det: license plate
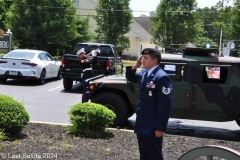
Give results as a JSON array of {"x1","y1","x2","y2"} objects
[{"x1": 9, "y1": 71, "x2": 17, "y2": 75}]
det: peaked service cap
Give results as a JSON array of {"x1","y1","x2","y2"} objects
[
  {"x1": 76, "y1": 48, "x2": 86, "y2": 55},
  {"x1": 141, "y1": 48, "x2": 161, "y2": 56}
]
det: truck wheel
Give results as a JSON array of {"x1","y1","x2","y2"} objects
[
  {"x1": 235, "y1": 119, "x2": 240, "y2": 127},
  {"x1": 63, "y1": 78, "x2": 73, "y2": 90},
  {"x1": 91, "y1": 92, "x2": 130, "y2": 127},
  {"x1": 0, "y1": 78, "x2": 7, "y2": 83}
]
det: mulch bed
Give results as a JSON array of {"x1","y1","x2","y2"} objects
[{"x1": 1, "y1": 123, "x2": 240, "y2": 159}]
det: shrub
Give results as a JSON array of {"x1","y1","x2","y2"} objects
[
  {"x1": 0, "y1": 130, "x2": 6, "y2": 141},
  {"x1": 68, "y1": 102, "x2": 116, "y2": 136},
  {"x1": 0, "y1": 94, "x2": 29, "y2": 135},
  {"x1": 0, "y1": 53, "x2": 6, "y2": 58}
]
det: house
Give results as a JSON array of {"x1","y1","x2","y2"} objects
[
  {"x1": 74, "y1": 0, "x2": 98, "y2": 33},
  {"x1": 125, "y1": 17, "x2": 155, "y2": 60},
  {"x1": 74, "y1": 0, "x2": 158, "y2": 60}
]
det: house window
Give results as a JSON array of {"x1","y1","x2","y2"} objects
[{"x1": 74, "y1": 0, "x2": 80, "y2": 8}]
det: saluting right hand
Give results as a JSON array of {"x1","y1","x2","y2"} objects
[{"x1": 132, "y1": 56, "x2": 142, "y2": 70}]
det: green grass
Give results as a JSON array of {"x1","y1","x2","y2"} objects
[
  {"x1": 122, "y1": 60, "x2": 136, "y2": 67},
  {"x1": 122, "y1": 60, "x2": 143, "y2": 73}
]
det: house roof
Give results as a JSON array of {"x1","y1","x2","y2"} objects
[
  {"x1": 133, "y1": 15, "x2": 152, "y2": 34},
  {"x1": 130, "y1": 19, "x2": 152, "y2": 41},
  {"x1": 89, "y1": 0, "x2": 97, "y2": 5}
]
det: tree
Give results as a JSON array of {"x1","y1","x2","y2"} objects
[
  {"x1": 212, "y1": 0, "x2": 235, "y2": 47},
  {"x1": 0, "y1": 0, "x2": 12, "y2": 30},
  {"x1": 227, "y1": 0, "x2": 240, "y2": 41},
  {"x1": 0, "y1": 0, "x2": 6, "y2": 30},
  {"x1": 196, "y1": 7, "x2": 220, "y2": 46},
  {"x1": 151, "y1": 0, "x2": 203, "y2": 48},
  {"x1": 194, "y1": 0, "x2": 237, "y2": 49},
  {"x1": 4, "y1": 0, "x2": 91, "y2": 56},
  {"x1": 94, "y1": 0, "x2": 132, "y2": 53}
]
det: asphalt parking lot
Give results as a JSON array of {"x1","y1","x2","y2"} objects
[{"x1": 0, "y1": 78, "x2": 80, "y2": 124}]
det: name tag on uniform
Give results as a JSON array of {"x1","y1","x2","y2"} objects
[{"x1": 146, "y1": 81, "x2": 155, "y2": 88}]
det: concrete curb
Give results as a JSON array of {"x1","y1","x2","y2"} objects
[{"x1": 30, "y1": 121, "x2": 71, "y2": 126}]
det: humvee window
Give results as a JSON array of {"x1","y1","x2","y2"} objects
[
  {"x1": 202, "y1": 66, "x2": 228, "y2": 84},
  {"x1": 164, "y1": 65, "x2": 176, "y2": 74},
  {"x1": 161, "y1": 64, "x2": 185, "y2": 82}
]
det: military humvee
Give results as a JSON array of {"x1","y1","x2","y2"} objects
[{"x1": 84, "y1": 48, "x2": 240, "y2": 127}]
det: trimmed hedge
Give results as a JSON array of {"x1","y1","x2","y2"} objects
[
  {"x1": 68, "y1": 102, "x2": 116, "y2": 136},
  {"x1": 0, "y1": 94, "x2": 29, "y2": 135}
]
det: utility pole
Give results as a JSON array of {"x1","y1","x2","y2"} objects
[{"x1": 218, "y1": 0, "x2": 224, "y2": 55}]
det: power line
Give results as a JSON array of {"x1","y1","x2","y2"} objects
[
  {"x1": 2, "y1": 2, "x2": 235, "y2": 14},
  {"x1": 0, "y1": 2, "x2": 235, "y2": 21}
]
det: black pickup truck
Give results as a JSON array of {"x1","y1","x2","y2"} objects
[{"x1": 61, "y1": 42, "x2": 123, "y2": 90}]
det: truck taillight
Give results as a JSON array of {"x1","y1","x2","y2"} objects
[
  {"x1": 106, "y1": 60, "x2": 111, "y2": 70},
  {"x1": 61, "y1": 57, "x2": 65, "y2": 68}
]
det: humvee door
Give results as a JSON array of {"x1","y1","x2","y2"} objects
[
  {"x1": 161, "y1": 62, "x2": 193, "y2": 111},
  {"x1": 194, "y1": 62, "x2": 238, "y2": 114}
]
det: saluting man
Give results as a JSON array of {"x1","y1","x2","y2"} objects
[
  {"x1": 76, "y1": 48, "x2": 97, "y2": 102},
  {"x1": 126, "y1": 48, "x2": 172, "y2": 160}
]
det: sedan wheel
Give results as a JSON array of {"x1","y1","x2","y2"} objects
[
  {"x1": 38, "y1": 70, "x2": 46, "y2": 85},
  {"x1": 57, "y1": 67, "x2": 62, "y2": 80}
]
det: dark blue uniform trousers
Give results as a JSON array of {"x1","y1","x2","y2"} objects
[
  {"x1": 81, "y1": 69, "x2": 93, "y2": 103},
  {"x1": 81, "y1": 79, "x2": 89, "y2": 103},
  {"x1": 137, "y1": 134, "x2": 163, "y2": 160}
]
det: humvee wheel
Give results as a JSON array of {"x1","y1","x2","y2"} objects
[
  {"x1": 179, "y1": 145, "x2": 240, "y2": 160},
  {"x1": 91, "y1": 91, "x2": 130, "y2": 127}
]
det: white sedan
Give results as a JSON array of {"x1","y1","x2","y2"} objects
[{"x1": 0, "y1": 49, "x2": 62, "y2": 84}]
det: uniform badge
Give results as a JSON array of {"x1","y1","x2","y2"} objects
[
  {"x1": 162, "y1": 86, "x2": 170, "y2": 95},
  {"x1": 144, "y1": 49, "x2": 149, "y2": 53},
  {"x1": 149, "y1": 91, "x2": 152, "y2": 96},
  {"x1": 146, "y1": 81, "x2": 155, "y2": 88}
]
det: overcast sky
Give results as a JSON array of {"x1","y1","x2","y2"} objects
[{"x1": 129, "y1": 0, "x2": 234, "y2": 17}]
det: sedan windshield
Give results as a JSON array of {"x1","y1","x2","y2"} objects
[{"x1": 5, "y1": 51, "x2": 35, "y2": 59}]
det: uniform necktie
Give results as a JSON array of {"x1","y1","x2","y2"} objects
[{"x1": 143, "y1": 71, "x2": 148, "y2": 82}]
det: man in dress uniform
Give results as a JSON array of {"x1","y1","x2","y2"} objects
[
  {"x1": 125, "y1": 48, "x2": 172, "y2": 160},
  {"x1": 76, "y1": 48, "x2": 97, "y2": 102}
]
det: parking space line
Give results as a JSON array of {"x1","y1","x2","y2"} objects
[{"x1": 47, "y1": 86, "x2": 63, "y2": 91}]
